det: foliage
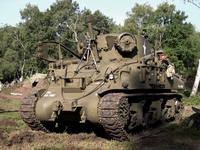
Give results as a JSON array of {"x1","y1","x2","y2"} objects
[
  {"x1": 123, "y1": 3, "x2": 154, "y2": 34},
  {"x1": 0, "y1": 0, "x2": 115, "y2": 83},
  {"x1": 148, "y1": 3, "x2": 176, "y2": 49},
  {"x1": 123, "y1": 2, "x2": 200, "y2": 78},
  {"x1": 163, "y1": 10, "x2": 198, "y2": 77},
  {"x1": 0, "y1": 1, "x2": 200, "y2": 82},
  {"x1": 0, "y1": 26, "x2": 23, "y2": 82},
  {"x1": 184, "y1": 91, "x2": 200, "y2": 105},
  {"x1": 181, "y1": 0, "x2": 200, "y2": 9}
]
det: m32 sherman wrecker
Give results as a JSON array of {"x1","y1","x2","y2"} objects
[{"x1": 20, "y1": 16, "x2": 185, "y2": 141}]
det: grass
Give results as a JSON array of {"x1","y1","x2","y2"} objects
[
  {"x1": 182, "y1": 89, "x2": 200, "y2": 106},
  {"x1": 0, "y1": 99, "x2": 20, "y2": 111},
  {"x1": 0, "y1": 112, "x2": 29, "y2": 133},
  {"x1": 1, "y1": 92, "x2": 200, "y2": 150},
  {"x1": 1, "y1": 119, "x2": 200, "y2": 150},
  {"x1": 184, "y1": 95, "x2": 200, "y2": 106},
  {"x1": 0, "y1": 98, "x2": 29, "y2": 135},
  {"x1": 1, "y1": 82, "x2": 23, "y2": 95}
]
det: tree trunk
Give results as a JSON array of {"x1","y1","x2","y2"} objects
[{"x1": 190, "y1": 59, "x2": 200, "y2": 97}]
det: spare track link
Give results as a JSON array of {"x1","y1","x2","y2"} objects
[
  {"x1": 98, "y1": 92, "x2": 183, "y2": 141},
  {"x1": 20, "y1": 94, "x2": 49, "y2": 132}
]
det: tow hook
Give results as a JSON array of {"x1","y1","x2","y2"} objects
[{"x1": 49, "y1": 101, "x2": 63, "y2": 121}]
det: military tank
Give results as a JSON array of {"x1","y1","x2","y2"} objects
[{"x1": 20, "y1": 16, "x2": 185, "y2": 141}]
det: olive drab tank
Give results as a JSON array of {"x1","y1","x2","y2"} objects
[{"x1": 20, "y1": 16, "x2": 185, "y2": 141}]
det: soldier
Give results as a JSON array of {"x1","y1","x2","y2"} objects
[
  {"x1": 0, "y1": 81, "x2": 2, "y2": 92},
  {"x1": 51, "y1": 70, "x2": 56, "y2": 83}
]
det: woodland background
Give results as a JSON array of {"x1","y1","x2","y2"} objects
[{"x1": 0, "y1": 0, "x2": 200, "y2": 83}]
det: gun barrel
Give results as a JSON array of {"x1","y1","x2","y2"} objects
[{"x1": 86, "y1": 15, "x2": 94, "y2": 39}]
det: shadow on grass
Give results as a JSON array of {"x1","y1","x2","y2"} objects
[
  {"x1": 0, "y1": 112, "x2": 200, "y2": 150},
  {"x1": 43, "y1": 121, "x2": 109, "y2": 140},
  {"x1": 0, "y1": 108, "x2": 19, "y2": 113},
  {"x1": 124, "y1": 119, "x2": 200, "y2": 150},
  {"x1": 61, "y1": 118, "x2": 200, "y2": 150},
  {"x1": 59, "y1": 116, "x2": 200, "y2": 150}
]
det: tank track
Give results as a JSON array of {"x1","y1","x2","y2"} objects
[
  {"x1": 20, "y1": 93, "x2": 183, "y2": 141},
  {"x1": 98, "y1": 92, "x2": 183, "y2": 141},
  {"x1": 20, "y1": 94, "x2": 49, "y2": 132}
]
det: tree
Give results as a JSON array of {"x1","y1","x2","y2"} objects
[
  {"x1": 19, "y1": 3, "x2": 52, "y2": 75},
  {"x1": 163, "y1": 10, "x2": 197, "y2": 76},
  {"x1": 148, "y1": 3, "x2": 176, "y2": 49},
  {"x1": 123, "y1": 3, "x2": 154, "y2": 34},
  {"x1": 181, "y1": 0, "x2": 200, "y2": 9},
  {"x1": 0, "y1": 0, "x2": 117, "y2": 83},
  {"x1": 123, "y1": 2, "x2": 179, "y2": 50},
  {"x1": 179, "y1": 0, "x2": 200, "y2": 97},
  {"x1": 47, "y1": 0, "x2": 81, "y2": 45},
  {"x1": 91, "y1": 10, "x2": 115, "y2": 32},
  {"x1": 0, "y1": 26, "x2": 23, "y2": 82},
  {"x1": 123, "y1": 2, "x2": 199, "y2": 78},
  {"x1": 190, "y1": 59, "x2": 200, "y2": 97}
]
